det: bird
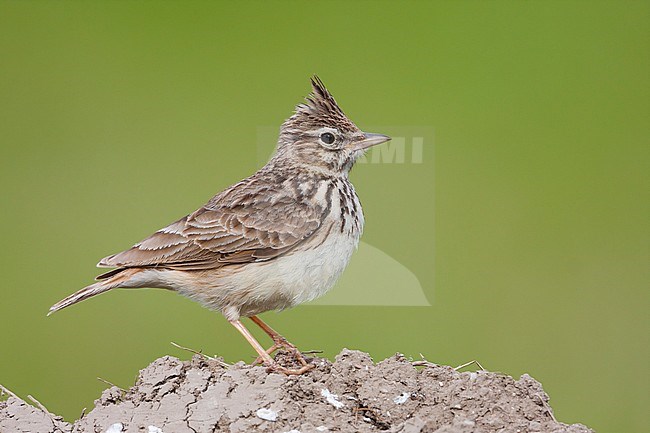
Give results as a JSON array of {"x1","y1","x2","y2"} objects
[{"x1": 49, "y1": 76, "x2": 391, "y2": 374}]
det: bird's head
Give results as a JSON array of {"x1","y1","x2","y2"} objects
[{"x1": 274, "y1": 76, "x2": 390, "y2": 174}]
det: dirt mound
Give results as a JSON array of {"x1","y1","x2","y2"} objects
[{"x1": 1, "y1": 349, "x2": 593, "y2": 433}]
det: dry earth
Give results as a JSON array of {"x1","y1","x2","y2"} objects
[{"x1": 1, "y1": 349, "x2": 593, "y2": 433}]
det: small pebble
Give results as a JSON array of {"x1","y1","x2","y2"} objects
[
  {"x1": 105, "y1": 424, "x2": 123, "y2": 433},
  {"x1": 393, "y1": 392, "x2": 410, "y2": 404},
  {"x1": 255, "y1": 408, "x2": 278, "y2": 422},
  {"x1": 321, "y1": 388, "x2": 345, "y2": 409}
]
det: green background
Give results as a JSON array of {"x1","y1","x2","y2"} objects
[{"x1": 1, "y1": 1, "x2": 648, "y2": 431}]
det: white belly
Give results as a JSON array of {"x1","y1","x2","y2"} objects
[
  {"x1": 270, "y1": 229, "x2": 359, "y2": 305},
  {"x1": 222, "y1": 228, "x2": 359, "y2": 318}
]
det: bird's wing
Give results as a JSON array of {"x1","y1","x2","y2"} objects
[{"x1": 97, "y1": 179, "x2": 326, "y2": 273}]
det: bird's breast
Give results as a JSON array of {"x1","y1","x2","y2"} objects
[
  {"x1": 274, "y1": 224, "x2": 359, "y2": 305},
  {"x1": 263, "y1": 179, "x2": 363, "y2": 306}
]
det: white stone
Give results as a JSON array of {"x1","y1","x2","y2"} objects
[
  {"x1": 393, "y1": 392, "x2": 410, "y2": 404},
  {"x1": 256, "y1": 407, "x2": 278, "y2": 421},
  {"x1": 105, "y1": 424, "x2": 123, "y2": 433},
  {"x1": 321, "y1": 388, "x2": 345, "y2": 409}
]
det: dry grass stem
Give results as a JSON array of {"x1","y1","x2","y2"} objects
[
  {"x1": 27, "y1": 394, "x2": 54, "y2": 418},
  {"x1": 96, "y1": 377, "x2": 124, "y2": 391},
  {"x1": 170, "y1": 341, "x2": 230, "y2": 368},
  {"x1": 0, "y1": 383, "x2": 18, "y2": 400},
  {"x1": 455, "y1": 360, "x2": 485, "y2": 371}
]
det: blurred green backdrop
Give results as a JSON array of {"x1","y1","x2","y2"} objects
[{"x1": 1, "y1": 1, "x2": 648, "y2": 431}]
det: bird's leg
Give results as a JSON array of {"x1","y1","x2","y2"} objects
[
  {"x1": 250, "y1": 315, "x2": 296, "y2": 350},
  {"x1": 229, "y1": 319, "x2": 313, "y2": 375},
  {"x1": 249, "y1": 315, "x2": 314, "y2": 370},
  {"x1": 229, "y1": 319, "x2": 274, "y2": 365}
]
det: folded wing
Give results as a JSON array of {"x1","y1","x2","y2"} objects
[{"x1": 97, "y1": 179, "x2": 326, "y2": 275}]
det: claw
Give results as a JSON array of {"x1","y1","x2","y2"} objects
[{"x1": 254, "y1": 343, "x2": 313, "y2": 369}]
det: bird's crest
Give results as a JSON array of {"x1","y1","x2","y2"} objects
[{"x1": 284, "y1": 76, "x2": 358, "y2": 133}]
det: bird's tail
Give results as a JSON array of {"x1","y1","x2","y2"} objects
[{"x1": 48, "y1": 269, "x2": 135, "y2": 316}]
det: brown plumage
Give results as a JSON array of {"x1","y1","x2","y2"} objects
[{"x1": 49, "y1": 76, "x2": 390, "y2": 374}]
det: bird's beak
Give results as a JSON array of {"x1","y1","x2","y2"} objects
[{"x1": 353, "y1": 132, "x2": 391, "y2": 151}]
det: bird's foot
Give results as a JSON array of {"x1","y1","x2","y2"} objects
[
  {"x1": 253, "y1": 336, "x2": 311, "y2": 367},
  {"x1": 252, "y1": 341, "x2": 315, "y2": 374},
  {"x1": 229, "y1": 318, "x2": 315, "y2": 375},
  {"x1": 253, "y1": 346, "x2": 313, "y2": 369},
  {"x1": 243, "y1": 316, "x2": 315, "y2": 374}
]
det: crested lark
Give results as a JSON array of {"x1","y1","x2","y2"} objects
[{"x1": 49, "y1": 77, "x2": 390, "y2": 374}]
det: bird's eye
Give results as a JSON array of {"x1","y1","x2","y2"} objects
[{"x1": 319, "y1": 132, "x2": 335, "y2": 145}]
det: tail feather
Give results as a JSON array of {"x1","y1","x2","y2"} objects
[
  {"x1": 48, "y1": 269, "x2": 136, "y2": 316},
  {"x1": 48, "y1": 282, "x2": 113, "y2": 316}
]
